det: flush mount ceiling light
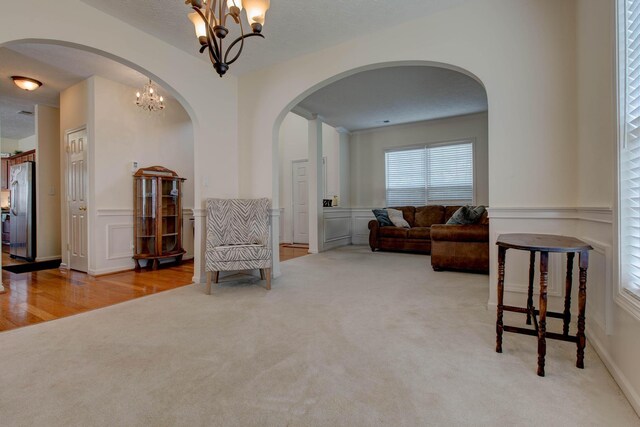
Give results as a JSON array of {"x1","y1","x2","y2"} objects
[
  {"x1": 185, "y1": 0, "x2": 270, "y2": 77},
  {"x1": 135, "y1": 79, "x2": 165, "y2": 112},
  {"x1": 11, "y1": 76, "x2": 42, "y2": 91}
]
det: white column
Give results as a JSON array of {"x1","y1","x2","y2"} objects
[
  {"x1": 337, "y1": 129, "x2": 351, "y2": 207},
  {"x1": 308, "y1": 116, "x2": 323, "y2": 254}
]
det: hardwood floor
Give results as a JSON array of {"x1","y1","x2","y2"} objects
[
  {"x1": 280, "y1": 244, "x2": 309, "y2": 262},
  {"x1": 0, "y1": 246, "x2": 307, "y2": 332},
  {"x1": 2, "y1": 250, "x2": 30, "y2": 267},
  {"x1": 0, "y1": 262, "x2": 194, "y2": 332}
]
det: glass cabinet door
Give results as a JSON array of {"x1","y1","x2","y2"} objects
[
  {"x1": 161, "y1": 178, "x2": 180, "y2": 254},
  {"x1": 136, "y1": 177, "x2": 157, "y2": 256}
]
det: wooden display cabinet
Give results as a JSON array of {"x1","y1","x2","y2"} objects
[{"x1": 133, "y1": 166, "x2": 186, "y2": 270}]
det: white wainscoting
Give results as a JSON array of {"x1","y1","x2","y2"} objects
[
  {"x1": 351, "y1": 208, "x2": 376, "y2": 245},
  {"x1": 323, "y1": 208, "x2": 352, "y2": 250},
  {"x1": 487, "y1": 207, "x2": 612, "y2": 312},
  {"x1": 91, "y1": 208, "x2": 194, "y2": 276}
]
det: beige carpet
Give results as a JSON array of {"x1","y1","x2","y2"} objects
[{"x1": 0, "y1": 246, "x2": 638, "y2": 426}]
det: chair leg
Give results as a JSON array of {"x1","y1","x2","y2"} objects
[
  {"x1": 206, "y1": 272, "x2": 212, "y2": 295},
  {"x1": 265, "y1": 268, "x2": 271, "y2": 290},
  {"x1": 260, "y1": 269, "x2": 265, "y2": 280},
  {"x1": 213, "y1": 271, "x2": 219, "y2": 284}
]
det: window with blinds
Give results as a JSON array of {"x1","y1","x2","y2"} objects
[
  {"x1": 619, "y1": 0, "x2": 640, "y2": 296},
  {"x1": 385, "y1": 141, "x2": 474, "y2": 207}
]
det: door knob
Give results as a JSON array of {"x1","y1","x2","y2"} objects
[{"x1": 79, "y1": 206, "x2": 87, "y2": 211}]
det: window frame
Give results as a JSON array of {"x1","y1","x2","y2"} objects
[
  {"x1": 615, "y1": 0, "x2": 640, "y2": 320},
  {"x1": 384, "y1": 138, "x2": 476, "y2": 207}
]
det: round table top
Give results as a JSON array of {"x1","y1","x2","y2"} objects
[{"x1": 496, "y1": 233, "x2": 592, "y2": 252}]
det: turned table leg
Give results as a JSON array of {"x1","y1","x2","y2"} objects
[
  {"x1": 526, "y1": 251, "x2": 536, "y2": 325},
  {"x1": 537, "y1": 251, "x2": 549, "y2": 377},
  {"x1": 496, "y1": 246, "x2": 507, "y2": 353},
  {"x1": 577, "y1": 250, "x2": 589, "y2": 369},
  {"x1": 563, "y1": 252, "x2": 575, "y2": 336}
]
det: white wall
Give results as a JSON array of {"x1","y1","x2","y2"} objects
[
  {"x1": 19, "y1": 135, "x2": 36, "y2": 151},
  {"x1": 1, "y1": 138, "x2": 19, "y2": 153},
  {"x1": 90, "y1": 76, "x2": 194, "y2": 274},
  {"x1": 349, "y1": 113, "x2": 488, "y2": 208},
  {"x1": 35, "y1": 105, "x2": 61, "y2": 261},
  {"x1": 278, "y1": 113, "x2": 344, "y2": 243}
]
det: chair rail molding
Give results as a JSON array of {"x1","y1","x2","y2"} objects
[{"x1": 487, "y1": 206, "x2": 612, "y2": 223}]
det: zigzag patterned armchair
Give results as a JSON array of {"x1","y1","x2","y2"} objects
[{"x1": 205, "y1": 198, "x2": 272, "y2": 294}]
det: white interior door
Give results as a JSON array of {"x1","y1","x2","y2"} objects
[
  {"x1": 292, "y1": 160, "x2": 309, "y2": 244},
  {"x1": 67, "y1": 129, "x2": 88, "y2": 272}
]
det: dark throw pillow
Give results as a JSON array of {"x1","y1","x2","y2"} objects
[
  {"x1": 446, "y1": 205, "x2": 486, "y2": 225},
  {"x1": 372, "y1": 209, "x2": 394, "y2": 227}
]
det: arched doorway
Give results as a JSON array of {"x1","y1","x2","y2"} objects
[
  {"x1": 271, "y1": 61, "x2": 488, "y2": 277},
  {"x1": 0, "y1": 41, "x2": 199, "y2": 288}
]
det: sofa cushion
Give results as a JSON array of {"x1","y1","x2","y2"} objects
[
  {"x1": 478, "y1": 210, "x2": 489, "y2": 225},
  {"x1": 444, "y1": 206, "x2": 462, "y2": 223},
  {"x1": 446, "y1": 206, "x2": 486, "y2": 225},
  {"x1": 430, "y1": 224, "x2": 489, "y2": 242},
  {"x1": 372, "y1": 209, "x2": 394, "y2": 226},
  {"x1": 415, "y1": 205, "x2": 445, "y2": 227},
  {"x1": 388, "y1": 206, "x2": 415, "y2": 226},
  {"x1": 379, "y1": 226, "x2": 409, "y2": 238},
  {"x1": 387, "y1": 208, "x2": 411, "y2": 228},
  {"x1": 407, "y1": 227, "x2": 431, "y2": 240}
]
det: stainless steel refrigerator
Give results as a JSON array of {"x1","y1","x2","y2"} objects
[{"x1": 9, "y1": 162, "x2": 35, "y2": 261}]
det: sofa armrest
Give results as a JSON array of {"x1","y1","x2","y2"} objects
[
  {"x1": 368, "y1": 220, "x2": 380, "y2": 251},
  {"x1": 430, "y1": 224, "x2": 489, "y2": 243}
]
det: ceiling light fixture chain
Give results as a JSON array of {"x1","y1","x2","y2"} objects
[{"x1": 186, "y1": 0, "x2": 270, "y2": 77}]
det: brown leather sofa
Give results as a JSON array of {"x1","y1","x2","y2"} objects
[
  {"x1": 367, "y1": 205, "x2": 489, "y2": 273},
  {"x1": 430, "y1": 214, "x2": 489, "y2": 274}
]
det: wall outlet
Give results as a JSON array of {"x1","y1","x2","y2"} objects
[{"x1": 131, "y1": 161, "x2": 138, "y2": 172}]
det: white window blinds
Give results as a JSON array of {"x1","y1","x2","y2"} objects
[
  {"x1": 385, "y1": 141, "x2": 474, "y2": 207},
  {"x1": 620, "y1": 0, "x2": 640, "y2": 293},
  {"x1": 385, "y1": 148, "x2": 427, "y2": 207},
  {"x1": 426, "y1": 142, "x2": 473, "y2": 204}
]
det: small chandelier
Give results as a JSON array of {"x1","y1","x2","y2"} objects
[
  {"x1": 186, "y1": 0, "x2": 270, "y2": 77},
  {"x1": 135, "y1": 79, "x2": 165, "y2": 112}
]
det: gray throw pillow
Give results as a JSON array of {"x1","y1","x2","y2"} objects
[
  {"x1": 446, "y1": 205, "x2": 486, "y2": 225},
  {"x1": 372, "y1": 209, "x2": 393, "y2": 227}
]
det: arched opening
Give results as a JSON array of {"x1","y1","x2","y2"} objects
[
  {"x1": 271, "y1": 61, "x2": 489, "y2": 276},
  {"x1": 0, "y1": 38, "x2": 197, "y2": 326}
]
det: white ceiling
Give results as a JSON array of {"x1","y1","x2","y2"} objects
[
  {"x1": 295, "y1": 66, "x2": 488, "y2": 132},
  {"x1": 0, "y1": 43, "x2": 169, "y2": 140},
  {"x1": 80, "y1": 0, "x2": 471, "y2": 76}
]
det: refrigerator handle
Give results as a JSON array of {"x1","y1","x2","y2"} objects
[{"x1": 10, "y1": 180, "x2": 18, "y2": 216}]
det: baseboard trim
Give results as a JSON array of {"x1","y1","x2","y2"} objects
[
  {"x1": 587, "y1": 331, "x2": 640, "y2": 417},
  {"x1": 35, "y1": 255, "x2": 62, "y2": 262},
  {"x1": 89, "y1": 265, "x2": 135, "y2": 276}
]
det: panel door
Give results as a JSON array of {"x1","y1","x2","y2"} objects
[
  {"x1": 67, "y1": 129, "x2": 88, "y2": 272},
  {"x1": 292, "y1": 161, "x2": 309, "y2": 244}
]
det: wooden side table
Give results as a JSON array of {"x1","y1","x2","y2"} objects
[{"x1": 495, "y1": 233, "x2": 592, "y2": 376}]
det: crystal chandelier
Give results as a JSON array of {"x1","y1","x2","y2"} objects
[
  {"x1": 135, "y1": 79, "x2": 165, "y2": 112},
  {"x1": 186, "y1": 0, "x2": 270, "y2": 77}
]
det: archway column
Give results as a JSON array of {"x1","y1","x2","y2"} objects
[{"x1": 308, "y1": 116, "x2": 324, "y2": 254}]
